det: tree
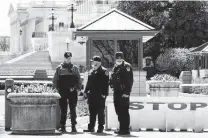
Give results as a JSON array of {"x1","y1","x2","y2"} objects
[
  {"x1": 156, "y1": 48, "x2": 194, "y2": 77},
  {"x1": 165, "y1": 1, "x2": 208, "y2": 48},
  {"x1": 117, "y1": 1, "x2": 172, "y2": 65},
  {"x1": 117, "y1": 1, "x2": 208, "y2": 65}
]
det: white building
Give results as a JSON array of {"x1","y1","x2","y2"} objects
[{"x1": 8, "y1": 0, "x2": 116, "y2": 63}]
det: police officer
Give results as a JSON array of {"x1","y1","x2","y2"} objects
[
  {"x1": 53, "y1": 51, "x2": 82, "y2": 133},
  {"x1": 109, "y1": 52, "x2": 134, "y2": 135},
  {"x1": 83, "y1": 56, "x2": 109, "y2": 133}
]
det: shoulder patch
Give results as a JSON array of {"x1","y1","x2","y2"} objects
[
  {"x1": 101, "y1": 66, "x2": 107, "y2": 70},
  {"x1": 105, "y1": 70, "x2": 109, "y2": 76},
  {"x1": 126, "y1": 67, "x2": 131, "y2": 72}
]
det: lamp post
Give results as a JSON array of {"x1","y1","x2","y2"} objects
[
  {"x1": 67, "y1": 4, "x2": 77, "y2": 28},
  {"x1": 49, "y1": 8, "x2": 56, "y2": 31}
]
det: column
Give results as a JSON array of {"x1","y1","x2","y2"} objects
[
  {"x1": 16, "y1": 19, "x2": 21, "y2": 54},
  {"x1": 193, "y1": 56, "x2": 197, "y2": 69},
  {"x1": 138, "y1": 37, "x2": 143, "y2": 69},
  {"x1": 26, "y1": 18, "x2": 36, "y2": 52},
  {"x1": 9, "y1": 24, "x2": 14, "y2": 53},
  {"x1": 114, "y1": 38, "x2": 117, "y2": 63}
]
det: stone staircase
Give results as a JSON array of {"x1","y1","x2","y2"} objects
[{"x1": 0, "y1": 51, "x2": 59, "y2": 77}]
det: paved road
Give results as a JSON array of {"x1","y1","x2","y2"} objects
[
  {"x1": 1, "y1": 95, "x2": 208, "y2": 138},
  {"x1": 1, "y1": 131, "x2": 208, "y2": 138}
]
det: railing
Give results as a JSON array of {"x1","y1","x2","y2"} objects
[{"x1": 32, "y1": 32, "x2": 48, "y2": 38}]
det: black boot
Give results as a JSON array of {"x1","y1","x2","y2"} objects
[
  {"x1": 97, "y1": 129, "x2": 104, "y2": 133},
  {"x1": 83, "y1": 128, "x2": 95, "y2": 132},
  {"x1": 114, "y1": 129, "x2": 130, "y2": 135},
  {"x1": 97, "y1": 125, "x2": 104, "y2": 133},
  {"x1": 59, "y1": 126, "x2": 66, "y2": 133},
  {"x1": 71, "y1": 125, "x2": 77, "y2": 132}
]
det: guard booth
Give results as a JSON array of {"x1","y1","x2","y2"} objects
[{"x1": 75, "y1": 8, "x2": 159, "y2": 96}]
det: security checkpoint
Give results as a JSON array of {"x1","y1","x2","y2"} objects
[
  {"x1": 74, "y1": 8, "x2": 208, "y2": 132},
  {"x1": 4, "y1": 7, "x2": 208, "y2": 134},
  {"x1": 106, "y1": 96, "x2": 208, "y2": 132}
]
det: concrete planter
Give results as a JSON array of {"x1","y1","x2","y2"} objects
[
  {"x1": 149, "y1": 87, "x2": 179, "y2": 97},
  {"x1": 148, "y1": 81, "x2": 181, "y2": 97},
  {"x1": 199, "y1": 69, "x2": 208, "y2": 78},
  {"x1": 7, "y1": 93, "x2": 61, "y2": 134}
]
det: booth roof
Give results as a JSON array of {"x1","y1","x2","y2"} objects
[{"x1": 75, "y1": 8, "x2": 159, "y2": 42}]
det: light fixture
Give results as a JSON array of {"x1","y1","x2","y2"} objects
[{"x1": 20, "y1": 29, "x2": 22, "y2": 35}]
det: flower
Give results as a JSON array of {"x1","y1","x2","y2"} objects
[{"x1": 14, "y1": 83, "x2": 56, "y2": 93}]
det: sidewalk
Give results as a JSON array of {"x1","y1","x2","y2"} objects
[{"x1": 1, "y1": 95, "x2": 208, "y2": 138}]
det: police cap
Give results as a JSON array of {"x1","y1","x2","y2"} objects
[
  {"x1": 91, "y1": 56, "x2": 101, "y2": 62},
  {"x1": 116, "y1": 52, "x2": 124, "y2": 59},
  {"x1": 64, "y1": 51, "x2": 72, "y2": 58}
]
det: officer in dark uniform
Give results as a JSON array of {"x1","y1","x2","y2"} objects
[
  {"x1": 109, "y1": 52, "x2": 134, "y2": 135},
  {"x1": 83, "y1": 56, "x2": 109, "y2": 133},
  {"x1": 53, "y1": 51, "x2": 82, "y2": 133}
]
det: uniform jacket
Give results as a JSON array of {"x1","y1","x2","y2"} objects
[
  {"x1": 110, "y1": 61, "x2": 134, "y2": 95},
  {"x1": 84, "y1": 66, "x2": 109, "y2": 97},
  {"x1": 52, "y1": 62, "x2": 82, "y2": 91}
]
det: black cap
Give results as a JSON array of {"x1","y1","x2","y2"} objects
[
  {"x1": 64, "y1": 51, "x2": 72, "y2": 58},
  {"x1": 91, "y1": 56, "x2": 101, "y2": 62},
  {"x1": 116, "y1": 52, "x2": 124, "y2": 59}
]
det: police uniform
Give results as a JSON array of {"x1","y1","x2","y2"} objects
[
  {"x1": 52, "y1": 51, "x2": 82, "y2": 132},
  {"x1": 84, "y1": 56, "x2": 109, "y2": 133},
  {"x1": 110, "y1": 52, "x2": 134, "y2": 135}
]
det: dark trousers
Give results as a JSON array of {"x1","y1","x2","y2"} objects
[
  {"x1": 88, "y1": 95, "x2": 106, "y2": 130},
  {"x1": 113, "y1": 93, "x2": 130, "y2": 131},
  {"x1": 59, "y1": 89, "x2": 77, "y2": 127}
]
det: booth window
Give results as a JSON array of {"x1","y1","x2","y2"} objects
[
  {"x1": 117, "y1": 40, "x2": 138, "y2": 68},
  {"x1": 92, "y1": 40, "x2": 115, "y2": 68}
]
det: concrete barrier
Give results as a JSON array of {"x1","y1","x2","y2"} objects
[
  {"x1": 179, "y1": 71, "x2": 192, "y2": 84},
  {"x1": 106, "y1": 96, "x2": 208, "y2": 132}
]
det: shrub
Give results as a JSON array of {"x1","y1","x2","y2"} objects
[
  {"x1": 189, "y1": 78, "x2": 208, "y2": 95},
  {"x1": 0, "y1": 81, "x2": 53, "y2": 90},
  {"x1": 190, "y1": 86, "x2": 208, "y2": 95},
  {"x1": 156, "y1": 48, "x2": 194, "y2": 77},
  {"x1": 151, "y1": 74, "x2": 179, "y2": 81},
  {"x1": 148, "y1": 81, "x2": 181, "y2": 88},
  {"x1": 192, "y1": 78, "x2": 208, "y2": 84},
  {"x1": 13, "y1": 83, "x2": 55, "y2": 93}
]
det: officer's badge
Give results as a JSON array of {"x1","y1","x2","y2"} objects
[
  {"x1": 105, "y1": 71, "x2": 109, "y2": 76},
  {"x1": 126, "y1": 67, "x2": 130, "y2": 72}
]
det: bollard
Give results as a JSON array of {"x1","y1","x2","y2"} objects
[
  {"x1": 5, "y1": 79, "x2": 14, "y2": 131},
  {"x1": 56, "y1": 100, "x2": 61, "y2": 129}
]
